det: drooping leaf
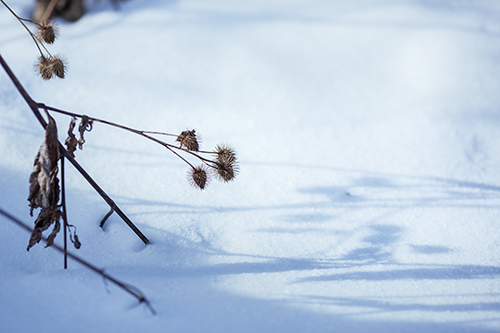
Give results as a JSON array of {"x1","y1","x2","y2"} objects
[
  {"x1": 65, "y1": 117, "x2": 78, "y2": 158},
  {"x1": 28, "y1": 115, "x2": 59, "y2": 214},
  {"x1": 27, "y1": 114, "x2": 62, "y2": 251},
  {"x1": 78, "y1": 115, "x2": 93, "y2": 150}
]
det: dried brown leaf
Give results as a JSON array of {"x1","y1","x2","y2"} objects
[
  {"x1": 65, "y1": 118, "x2": 78, "y2": 158},
  {"x1": 44, "y1": 215, "x2": 61, "y2": 248},
  {"x1": 78, "y1": 115, "x2": 93, "y2": 150},
  {"x1": 26, "y1": 114, "x2": 62, "y2": 251},
  {"x1": 28, "y1": 115, "x2": 59, "y2": 215},
  {"x1": 27, "y1": 206, "x2": 61, "y2": 250},
  {"x1": 73, "y1": 234, "x2": 81, "y2": 249}
]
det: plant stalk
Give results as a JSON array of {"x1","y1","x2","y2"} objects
[{"x1": 61, "y1": 155, "x2": 68, "y2": 269}]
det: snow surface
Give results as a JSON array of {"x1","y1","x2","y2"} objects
[{"x1": 1, "y1": 0, "x2": 500, "y2": 331}]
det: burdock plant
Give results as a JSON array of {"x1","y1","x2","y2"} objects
[
  {"x1": 22, "y1": 101, "x2": 239, "y2": 251},
  {"x1": 0, "y1": 1, "x2": 238, "y2": 315},
  {"x1": 0, "y1": 1, "x2": 238, "y2": 254}
]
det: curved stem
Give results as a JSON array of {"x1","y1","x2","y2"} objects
[{"x1": 0, "y1": 0, "x2": 53, "y2": 58}]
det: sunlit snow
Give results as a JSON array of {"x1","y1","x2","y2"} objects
[{"x1": 1, "y1": 0, "x2": 500, "y2": 332}]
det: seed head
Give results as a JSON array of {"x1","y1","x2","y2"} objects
[
  {"x1": 51, "y1": 56, "x2": 66, "y2": 79},
  {"x1": 215, "y1": 144, "x2": 237, "y2": 164},
  {"x1": 214, "y1": 161, "x2": 237, "y2": 182},
  {"x1": 35, "y1": 55, "x2": 67, "y2": 80},
  {"x1": 36, "y1": 55, "x2": 53, "y2": 80},
  {"x1": 188, "y1": 165, "x2": 209, "y2": 190},
  {"x1": 213, "y1": 144, "x2": 239, "y2": 182},
  {"x1": 176, "y1": 130, "x2": 199, "y2": 151},
  {"x1": 37, "y1": 21, "x2": 58, "y2": 44}
]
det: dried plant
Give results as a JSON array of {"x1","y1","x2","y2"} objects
[
  {"x1": 1, "y1": 0, "x2": 67, "y2": 80},
  {"x1": 0, "y1": 1, "x2": 240, "y2": 316},
  {"x1": 0, "y1": 54, "x2": 238, "y2": 256}
]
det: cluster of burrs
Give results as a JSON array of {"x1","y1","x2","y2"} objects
[{"x1": 1, "y1": 0, "x2": 67, "y2": 79}]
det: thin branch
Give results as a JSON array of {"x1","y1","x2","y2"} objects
[
  {"x1": 40, "y1": 103, "x2": 216, "y2": 166},
  {"x1": 0, "y1": 208, "x2": 156, "y2": 315},
  {"x1": 100, "y1": 207, "x2": 114, "y2": 228},
  {"x1": 141, "y1": 130, "x2": 177, "y2": 137},
  {"x1": 61, "y1": 155, "x2": 68, "y2": 269}
]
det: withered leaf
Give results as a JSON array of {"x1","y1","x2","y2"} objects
[
  {"x1": 78, "y1": 115, "x2": 93, "y2": 150},
  {"x1": 44, "y1": 214, "x2": 61, "y2": 248},
  {"x1": 65, "y1": 118, "x2": 78, "y2": 158},
  {"x1": 27, "y1": 114, "x2": 62, "y2": 251},
  {"x1": 73, "y1": 234, "x2": 81, "y2": 249},
  {"x1": 27, "y1": 206, "x2": 61, "y2": 251},
  {"x1": 67, "y1": 224, "x2": 82, "y2": 250},
  {"x1": 28, "y1": 114, "x2": 59, "y2": 215}
]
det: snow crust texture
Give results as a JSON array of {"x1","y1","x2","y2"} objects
[{"x1": 1, "y1": 0, "x2": 500, "y2": 332}]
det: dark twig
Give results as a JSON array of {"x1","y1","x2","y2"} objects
[
  {"x1": 0, "y1": 208, "x2": 157, "y2": 315},
  {"x1": 100, "y1": 207, "x2": 114, "y2": 228},
  {"x1": 0, "y1": 54, "x2": 150, "y2": 245},
  {"x1": 61, "y1": 156, "x2": 68, "y2": 269}
]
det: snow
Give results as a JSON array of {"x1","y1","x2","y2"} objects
[{"x1": 1, "y1": 0, "x2": 500, "y2": 331}]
